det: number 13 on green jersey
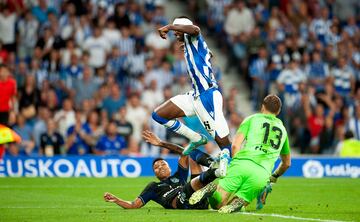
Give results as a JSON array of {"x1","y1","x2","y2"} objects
[{"x1": 234, "y1": 113, "x2": 291, "y2": 174}]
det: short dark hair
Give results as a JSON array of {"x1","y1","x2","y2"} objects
[
  {"x1": 344, "y1": 131, "x2": 354, "y2": 140},
  {"x1": 262, "y1": 94, "x2": 282, "y2": 114},
  {"x1": 152, "y1": 158, "x2": 164, "y2": 168}
]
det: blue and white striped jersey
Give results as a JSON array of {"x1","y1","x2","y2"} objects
[{"x1": 183, "y1": 33, "x2": 217, "y2": 97}]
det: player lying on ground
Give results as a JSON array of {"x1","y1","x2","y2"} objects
[
  {"x1": 152, "y1": 16, "x2": 231, "y2": 156},
  {"x1": 189, "y1": 95, "x2": 291, "y2": 213},
  {"x1": 104, "y1": 130, "x2": 229, "y2": 210}
]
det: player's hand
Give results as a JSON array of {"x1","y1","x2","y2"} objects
[
  {"x1": 104, "y1": 192, "x2": 118, "y2": 203},
  {"x1": 142, "y1": 130, "x2": 161, "y2": 146},
  {"x1": 158, "y1": 25, "x2": 170, "y2": 39}
]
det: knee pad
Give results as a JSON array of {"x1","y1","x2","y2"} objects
[{"x1": 151, "y1": 112, "x2": 169, "y2": 125}]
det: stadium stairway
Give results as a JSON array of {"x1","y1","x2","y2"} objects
[{"x1": 164, "y1": 0, "x2": 253, "y2": 117}]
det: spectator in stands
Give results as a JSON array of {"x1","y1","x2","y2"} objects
[
  {"x1": 33, "y1": 106, "x2": 51, "y2": 148},
  {"x1": 347, "y1": 105, "x2": 360, "y2": 141},
  {"x1": 12, "y1": 114, "x2": 35, "y2": 156},
  {"x1": 308, "y1": 51, "x2": 330, "y2": 91},
  {"x1": 94, "y1": 121, "x2": 128, "y2": 155},
  {"x1": 31, "y1": 0, "x2": 56, "y2": 24},
  {"x1": 335, "y1": 131, "x2": 360, "y2": 157},
  {"x1": 40, "y1": 119, "x2": 64, "y2": 156},
  {"x1": 83, "y1": 26, "x2": 110, "y2": 68},
  {"x1": 74, "y1": 66, "x2": 99, "y2": 105},
  {"x1": 107, "y1": 46, "x2": 126, "y2": 82},
  {"x1": 60, "y1": 39, "x2": 82, "y2": 68},
  {"x1": 172, "y1": 74, "x2": 192, "y2": 96},
  {"x1": 269, "y1": 42, "x2": 290, "y2": 83},
  {"x1": 331, "y1": 57, "x2": 355, "y2": 99},
  {"x1": 205, "y1": 0, "x2": 232, "y2": 35},
  {"x1": 112, "y1": 2, "x2": 131, "y2": 30},
  {"x1": 0, "y1": 5, "x2": 17, "y2": 52},
  {"x1": 102, "y1": 84, "x2": 126, "y2": 119},
  {"x1": 18, "y1": 75, "x2": 40, "y2": 120},
  {"x1": 63, "y1": 52, "x2": 83, "y2": 89},
  {"x1": 277, "y1": 59, "x2": 307, "y2": 109},
  {"x1": 54, "y1": 98, "x2": 76, "y2": 137},
  {"x1": 142, "y1": 80, "x2": 164, "y2": 111},
  {"x1": 117, "y1": 26, "x2": 135, "y2": 56},
  {"x1": 17, "y1": 10, "x2": 39, "y2": 60},
  {"x1": 125, "y1": 93, "x2": 147, "y2": 149},
  {"x1": 0, "y1": 64, "x2": 16, "y2": 126},
  {"x1": 65, "y1": 111, "x2": 92, "y2": 155},
  {"x1": 0, "y1": 0, "x2": 358, "y2": 156},
  {"x1": 249, "y1": 47, "x2": 268, "y2": 109},
  {"x1": 83, "y1": 110, "x2": 103, "y2": 146},
  {"x1": 224, "y1": 0, "x2": 255, "y2": 38},
  {"x1": 114, "y1": 107, "x2": 133, "y2": 143},
  {"x1": 309, "y1": 7, "x2": 331, "y2": 44}
]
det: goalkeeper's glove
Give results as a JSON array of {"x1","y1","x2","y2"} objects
[{"x1": 270, "y1": 172, "x2": 280, "y2": 183}]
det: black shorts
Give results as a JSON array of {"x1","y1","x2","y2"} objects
[{"x1": 0, "y1": 112, "x2": 9, "y2": 125}]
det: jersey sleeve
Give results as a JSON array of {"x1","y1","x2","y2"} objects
[
  {"x1": 138, "y1": 182, "x2": 157, "y2": 205},
  {"x1": 172, "y1": 163, "x2": 189, "y2": 185},
  {"x1": 280, "y1": 136, "x2": 290, "y2": 155},
  {"x1": 237, "y1": 116, "x2": 252, "y2": 136}
]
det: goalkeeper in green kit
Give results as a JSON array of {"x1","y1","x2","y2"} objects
[{"x1": 189, "y1": 94, "x2": 291, "y2": 213}]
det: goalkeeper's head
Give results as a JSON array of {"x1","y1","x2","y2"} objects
[{"x1": 261, "y1": 94, "x2": 282, "y2": 115}]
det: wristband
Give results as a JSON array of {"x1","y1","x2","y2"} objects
[{"x1": 272, "y1": 172, "x2": 280, "y2": 178}]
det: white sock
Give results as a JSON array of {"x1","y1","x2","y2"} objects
[{"x1": 165, "y1": 119, "x2": 202, "y2": 142}]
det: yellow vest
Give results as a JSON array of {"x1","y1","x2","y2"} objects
[{"x1": 340, "y1": 139, "x2": 360, "y2": 157}]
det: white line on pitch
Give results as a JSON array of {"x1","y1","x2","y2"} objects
[{"x1": 241, "y1": 212, "x2": 352, "y2": 222}]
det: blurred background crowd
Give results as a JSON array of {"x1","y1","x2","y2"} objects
[
  {"x1": 186, "y1": 0, "x2": 360, "y2": 155},
  {"x1": 0, "y1": 0, "x2": 359, "y2": 157}
]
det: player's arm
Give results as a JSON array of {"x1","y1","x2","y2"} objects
[
  {"x1": 158, "y1": 24, "x2": 200, "y2": 39},
  {"x1": 270, "y1": 137, "x2": 291, "y2": 183},
  {"x1": 232, "y1": 116, "x2": 252, "y2": 156},
  {"x1": 104, "y1": 192, "x2": 144, "y2": 209},
  {"x1": 231, "y1": 132, "x2": 245, "y2": 157},
  {"x1": 142, "y1": 130, "x2": 184, "y2": 155}
]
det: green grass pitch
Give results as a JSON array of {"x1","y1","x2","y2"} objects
[{"x1": 0, "y1": 177, "x2": 359, "y2": 222}]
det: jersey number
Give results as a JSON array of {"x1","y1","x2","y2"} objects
[{"x1": 262, "y1": 122, "x2": 283, "y2": 150}]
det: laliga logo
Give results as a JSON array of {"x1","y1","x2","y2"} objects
[{"x1": 302, "y1": 160, "x2": 324, "y2": 178}]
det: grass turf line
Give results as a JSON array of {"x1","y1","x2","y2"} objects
[{"x1": 0, "y1": 177, "x2": 359, "y2": 222}]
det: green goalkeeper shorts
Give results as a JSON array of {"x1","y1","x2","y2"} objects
[{"x1": 218, "y1": 159, "x2": 269, "y2": 203}]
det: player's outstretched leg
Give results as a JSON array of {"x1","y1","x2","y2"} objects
[
  {"x1": 218, "y1": 198, "x2": 247, "y2": 214},
  {"x1": 152, "y1": 100, "x2": 207, "y2": 150},
  {"x1": 256, "y1": 182, "x2": 273, "y2": 210},
  {"x1": 189, "y1": 181, "x2": 217, "y2": 205}
]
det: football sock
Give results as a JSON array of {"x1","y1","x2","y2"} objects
[
  {"x1": 199, "y1": 168, "x2": 217, "y2": 184},
  {"x1": 189, "y1": 149, "x2": 213, "y2": 167},
  {"x1": 152, "y1": 112, "x2": 201, "y2": 142},
  {"x1": 183, "y1": 182, "x2": 196, "y2": 198}
]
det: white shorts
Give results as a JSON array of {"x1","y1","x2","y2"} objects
[{"x1": 170, "y1": 88, "x2": 230, "y2": 139}]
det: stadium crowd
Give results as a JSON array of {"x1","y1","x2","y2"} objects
[
  {"x1": 0, "y1": 0, "x2": 359, "y2": 157},
  {"x1": 0, "y1": 0, "x2": 235, "y2": 158},
  {"x1": 187, "y1": 0, "x2": 360, "y2": 155}
]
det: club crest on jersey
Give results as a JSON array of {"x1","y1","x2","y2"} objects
[
  {"x1": 170, "y1": 177, "x2": 179, "y2": 183},
  {"x1": 209, "y1": 111, "x2": 214, "y2": 118}
]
